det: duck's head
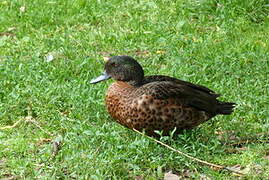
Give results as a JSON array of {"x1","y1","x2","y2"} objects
[{"x1": 90, "y1": 55, "x2": 144, "y2": 86}]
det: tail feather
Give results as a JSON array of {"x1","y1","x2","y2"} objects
[{"x1": 217, "y1": 102, "x2": 236, "y2": 115}]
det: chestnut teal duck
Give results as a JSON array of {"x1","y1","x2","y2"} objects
[{"x1": 90, "y1": 55, "x2": 235, "y2": 136}]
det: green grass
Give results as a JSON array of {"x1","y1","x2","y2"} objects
[{"x1": 1, "y1": 0, "x2": 269, "y2": 179}]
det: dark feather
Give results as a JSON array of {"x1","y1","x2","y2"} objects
[
  {"x1": 144, "y1": 75, "x2": 220, "y2": 98},
  {"x1": 139, "y1": 75, "x2": 234, "y2": 115}
]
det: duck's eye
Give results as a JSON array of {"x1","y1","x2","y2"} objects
[{"x1": 111, "y1": 62, "x2": 117, "y2": 67}]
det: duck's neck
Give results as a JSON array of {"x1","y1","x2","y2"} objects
[
  {"x1": 123, "y1": 69, "x2": 144, "y2": 87},
  {"x1": 126, "y1": 79, "x2": 143, "y2": 87},
  {"x1": 107, "y1": 81, "x2": 137, "y2": 99}
]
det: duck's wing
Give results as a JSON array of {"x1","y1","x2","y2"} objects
[
  {"x1": 137, "y1": 79, "x2": 220, "y2": 114},
  {"x1": 144, "y1": 75, "x2": 220, "y2": 98}
]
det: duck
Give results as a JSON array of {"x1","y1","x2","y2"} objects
[{"x1": 90, "y1": 55, "x2": 236, "y2": 136}]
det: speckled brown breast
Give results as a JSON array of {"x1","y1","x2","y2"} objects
[{"x1": 105, "y1": 81, "x2": 212, "y2": 136}]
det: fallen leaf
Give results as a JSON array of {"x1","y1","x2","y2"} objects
[
  {"x1": 225, "y1": 147, "x2": 247, "y2": 154},
  {"x1": 241, "y1": 166, "x2": 251, "y2": 175},
  {"x1": 36, "y1": 138, "x2": 52, "y2": 146},
  {"x1": 180, "y1": 169, "x2": 195, "y2": 178},
  {"x1": 7, "y1": 27, "x2": 16, "y2": 32},
  {"x1": 164, "y1": 171, "x2": 179, "y2": 180},
  {"x1": 215, "y1": 130, "x2": 241, "y2": 143},
  {"x1": 229, "y1": 164, "x2": 241, "y2": 171},
  {"x1": 0, "y1": 32, "x2": 15, "y2": 37},
  {"x1": 192, "y1": 37, "x2": 198, "y2": 42},
  {"x1": 33, "y1": 163, "x2": 45, "y2": 171},
  {"x1": 1, "y1": 174, "x2": 19, "y2": 180},
  {"x1": 134, "y1": 176, "x2": 143, "y2": 180},
  {"x1": 227, "y1": 164, "x2": 244, "y2": 176},
  {"x1": 0, "y1": 158, "x2": 6, "y2": 166},
  {"x1": 45, "y1": 54, "x2": 54, "y2": 62},
  {"x1": 19, "y1": 6, "x2": 26, "y2": 13},
  {"x1": 227, "y1": 164, "x2": 241, "y2": 176},
  {"x1": 245, "y1": 163, "x2": 263, "y2": 175},
  {"x1": 199, "y1": 173, "x2": 211, "y2": 180},
  {"x1": 134, "y1": 50, "x2": 150, "y2": 57},
  {"x1": 156, "y1": 50, "x2": 166, "y2": 54},
  {"x1": 60, "y1": 111, "x2": 70, "y2": 116},
  {"x1": 25, "y1": 115, "x2": 33, "y2": 121}
]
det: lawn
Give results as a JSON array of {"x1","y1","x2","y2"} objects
[{"x1": 0, "y1": 0, "x2": 269, "y2": 179}]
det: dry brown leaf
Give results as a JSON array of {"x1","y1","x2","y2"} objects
[
  {"x1": 244, "y1": 164, "x2": 263, "y2": 175},
  {"x1": 225, "y1": 147, "x2": 248, "y2": 154},
  {"x1": 0, "y1": 32, "x2": 15, "y2": 37},
  {"x1": 1, "y1": 174, "x2": 19, "y2": 180},
  {"x1": 229, "y1": 164, "x2": 241, "y2": 171},
  {"x1": 60, "y1": 111, "x2": 70, "y2": 116},
  {"x1": 134, "y1": 175, "x2": 143, "y2": 180},
  {"x1": 164, "y1": 171, "x2": 180, "y2": 180},
  {"x1": 227, "y1": 164, "x2": 246, "y2": 176},
  {"x1": 134, "y1": 50, "x2": 150, "y2": 57},
  {"x1": 36, "y1": 138, "x2": 52, "y2": 146},
  {"x1": 215, "y1": 130, "x2": 241, "y2": 143},
  {"x1": 230, "y1": 163, "x2": 263, "y2": 175},
  {"x1": 156, "y1": 50, "x2": 166, "y2": 54},
  {"x1": 180, "y1": 169, "x2": 193, "y2": 178}
]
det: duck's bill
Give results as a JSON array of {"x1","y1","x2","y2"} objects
[{"x1": 90, "y1": 71, "x2": 111, "y2": 84}]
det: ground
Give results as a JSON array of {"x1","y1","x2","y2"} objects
[{"x1": 0, "y1": 0, "x2": 269, "y2": 179}]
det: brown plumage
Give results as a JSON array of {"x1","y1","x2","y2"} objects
[{"x1": 90, "y1": 56, "x2": 236, "y2": 136}]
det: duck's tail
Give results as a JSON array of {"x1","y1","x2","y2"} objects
[{"x1": 217, "y1": 102, "x2": 236, "y2": 115}]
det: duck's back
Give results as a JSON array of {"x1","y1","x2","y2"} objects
[{"x1": 143, "y1": 75, "x2": 220, "y2": 97}]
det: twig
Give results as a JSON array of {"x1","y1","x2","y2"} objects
[
  {"x1": 0, "y1": 116, "x2": 53, "y2": 137},
  {"x1": 133, "y1": 128, "x2": 245, "y2": 176},
  {"x1": 0, "y1": 119, "x2": 23, "y2": 130},
  {"x1": 220, "y1": 132, "x2": 269, "y2": 147},
  {"x1": 225, "y1": 139, "x2": 269, "y2": 147},
  {"x1": 27, "y1": 119, "x2": 53, "y2": 137}
]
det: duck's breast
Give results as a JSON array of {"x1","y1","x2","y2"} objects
[{"x1": 105, "y1": 81, "x2": 136, "y2": 126}]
